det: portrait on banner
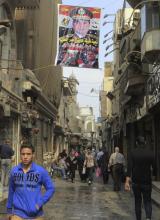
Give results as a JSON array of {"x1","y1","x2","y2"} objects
[{"x1": 56, "y1": 5, "x2": 101, "y2": 69}]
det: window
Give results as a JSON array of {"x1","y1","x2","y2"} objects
[
  {"x1": 141, "y1": 2, "x2": 160, "y2": 38},
  {"x1": 0, "y1": 5, "x2": 8, "y2": 20}
]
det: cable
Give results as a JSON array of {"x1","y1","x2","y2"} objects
[
  {"x1": 102, "y1": 0, "x2": 124, "y2": 9},
  {"x1": 78, "y1": 92, "x2": 99, "y2": 97},
  {"x1": 78, "y1": 81, "x2": 101, "y2": 84},
  {"x1": 76, "y1": 0, "x2": 91, "y2": 5},
  {"x1": 78, "y1": 92, "x2": 109, "y2": 97}
]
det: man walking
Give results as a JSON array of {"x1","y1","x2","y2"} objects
[
  {"x1": 84, "y1": 147, "x2": 95, "y2": 185},
  {"x1": 125, "y1": 136, "x2": 156, "y2": 220},
  {"x1": 7, "y1": 144, "x2": 55, "y2": 220},
  {"x1": 108, "y1": 146, "x2": 125, "y2": 191},
  {"x1": 0, "y1": 139, "x2": 14, "y2": 189}
]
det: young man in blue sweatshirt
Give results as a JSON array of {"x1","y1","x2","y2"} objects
[{"x1": 7, "y1": 144, "x2": 55, "y2": 220}]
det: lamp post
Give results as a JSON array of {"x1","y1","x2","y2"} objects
[
  {"x1": 103, "y1": 21, "x2": 114, "y2": 26},
  {"x1": 103, "y1": 13, "x2": 115, "y2": 19},
  {"x1": 105, "y1": 48, "x2": 119, "y2": 57},
  {"x1": 105, "y1": 43, "x2": 117, "y2": 51},
  {"x1": 103, "y1": 37, "x2": 113, "y2": 44},
  {"x1": 90, "y1": 131, "x2": 95, "y2": 149},
  {"x1": 104, "y1": 30, "x2": 113, "y2": 38}
]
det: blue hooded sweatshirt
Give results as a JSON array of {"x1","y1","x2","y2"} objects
[{"x1": 7, "y1": 162, "x2": 55, "y2": 219}]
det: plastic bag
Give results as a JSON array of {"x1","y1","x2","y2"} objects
[
  {"x1": 82, "y1": 167, "x2": 86, "y2": 174},
  {"x1": 96, "y1": 167, "x2": 101, "y2": 177}
]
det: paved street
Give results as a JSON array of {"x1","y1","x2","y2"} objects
[
  {"x1": 44, "y1": 175, "x2": 160, "y2": 220},
  {"x1": 0, "y1": 175, "x2": 160, "y2": 220}
]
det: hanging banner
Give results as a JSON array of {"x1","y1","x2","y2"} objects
[{"x1": 56, "y1": 5, "x2": 101, "y2": 69}]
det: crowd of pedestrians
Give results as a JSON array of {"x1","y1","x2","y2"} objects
[
  {"x1": 50, "y1": 137, "x2": 157, "y2": 220},
  {"x1": 0, "y1": 136, "x2": 157, "y2": 220},
  {"x1": 50, "y1": 145, "x2": 125, "y2": 188}
]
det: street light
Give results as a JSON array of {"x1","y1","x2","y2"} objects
[
  {"x1": 90, "y1": 88, "x2": 99, "y2": 94},
  {"x1": 90, "y1": 131, "x2": 95, "y2": 149},
  {"x1": 103, "y1": 21, "x2": 114, "y2": 26},
  {"x1": 103, "y1": 37, "x2": 113, "y2": 44},
  {"x1": 103, "y1": 13, "x2": 115, "y2": 19},
  {"x1": 104, "y1": 48, "x2": 119, "y2": 57},
  {"x1": 105, "y1": 43, "x2": 117, "y2": 51},
  {"x1": 104, "y1": 30, "x2": 113, "y2": 38}
]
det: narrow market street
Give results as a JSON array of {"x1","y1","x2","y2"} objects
[
  {"x1": 44, "y1": 175, "x2": 160, "y2": 220},
  {"x1": 1, "y1": 1, "x2": 160, "y2": 220}
]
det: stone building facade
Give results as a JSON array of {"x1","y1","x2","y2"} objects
[{"x1": 0, "y1": 0, "x2": 62, "y2": 165}]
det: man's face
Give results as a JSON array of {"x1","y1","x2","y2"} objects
[
  {"x1": 20, "y1": 148, "x2": 34, "y2": 166},
  {"x1": 73, "y1": 19, "x2": 90, "y2": 37},
  {"x1": 87, "y1": 51, "x2": 96, "y2": 61}
]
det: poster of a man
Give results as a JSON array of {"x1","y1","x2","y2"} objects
[{"x1": 56, "y1": 5, "x2": 101, "y2": 68}]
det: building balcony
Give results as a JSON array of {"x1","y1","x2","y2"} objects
[
  {"x1": 141, "y1": 30, "x2": 160, "y2": 64},
  {"x1": 12, "y1": 0, "x2": 40, "y2": 9},
  {"x1": 22, "y1": 69, "x2": 41, "y2": 97},
  {"x1": 124, "y1": 75, "x2": 145, "y2": 96}
]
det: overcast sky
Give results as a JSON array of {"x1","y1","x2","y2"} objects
[{"x1": 62, "y1": 0, "x2": 124, "y2": 119}]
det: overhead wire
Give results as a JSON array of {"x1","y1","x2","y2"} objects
[
  {"x1": 75, "y1": 0, "x2": 91, "y2": 5},
  {"x1": 78, "y1": 92, "x2": 99, "y2": 97},
  {"x1": 78, "y1": 81, "x2": 101, "y2": 84}
]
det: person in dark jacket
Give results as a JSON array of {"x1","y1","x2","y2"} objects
[
  {"x1": 99, "y1": 148, "x2": 109, "y2": 184},
  {"x1": 125, "y1": 136, "x2": 157, "y2": 220},
  {"x1": 0, "y1": 139, "x2": 14, "y2": 188},
  {"x1": 77, "y1": 149, "x2": 86, "y2": 182},
  {"x1": 66, "y1": 149, "x2": 77, "y2": 183},
  {"x1": 7, "y1": 144, "x2": 55, "y2": 220}
]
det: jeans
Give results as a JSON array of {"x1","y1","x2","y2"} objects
[
  {"x1": 132, "y1": 183, "x2": 152, "y2": 220},
  {"x1": 86, "y1": 167, "x2": 94, "y2": 182},
  {"x1": 1, "y1": 159, "x2": 12, "y2": 187}
]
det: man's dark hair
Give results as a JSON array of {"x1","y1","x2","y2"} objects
[
  {"x1": 20, "y1": 144, "x2": 35, "y2": 153},
  {"x1": 136, "y1": 136, "x2": 145, "y2": 146}
]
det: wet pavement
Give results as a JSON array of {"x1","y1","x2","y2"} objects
[
  {"x1": 0, "y1": 175, "x2": 160, "y2": 220},
  {"x1": 44, "y1": 176, "x2": 160, "y2": 220}
]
